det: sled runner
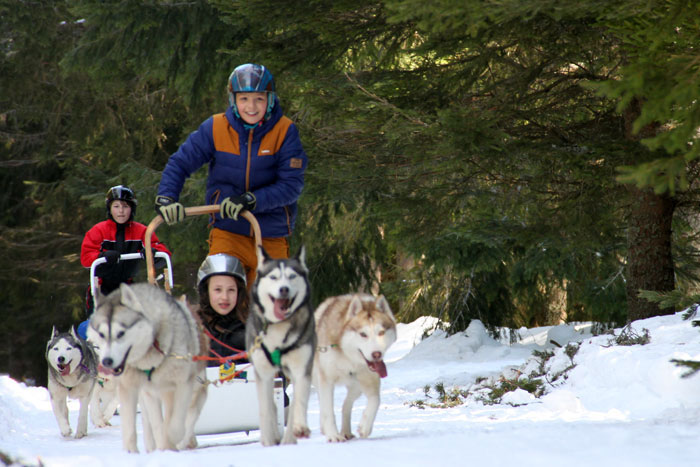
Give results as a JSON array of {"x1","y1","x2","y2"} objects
[{"x1": 143, "y1": 205, "x2": 285, "y2": 436}]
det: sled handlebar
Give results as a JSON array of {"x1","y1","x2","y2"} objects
[
  {"x1": 89, "y1": 252, "x2": 173, "y2": 300},
  {"x1": 144, "y1": 205, "x2": 262, "y2": 288}
]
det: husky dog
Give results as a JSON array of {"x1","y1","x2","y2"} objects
[
  {"x1": 246, "y1": 245, "x2": 315, "y2": 446},
  {"x1": 313, "y1": 294, "x2": 397, "y2": 442},
  {"x1": 87, "y1": 283, "x2": 208, "y2": 453},
  {"x1": 46, "y1": 326, "x2": 103, "y2": 438},
  {"x1": 178, "y1": 294, "x2": 210, "y2": 450}
]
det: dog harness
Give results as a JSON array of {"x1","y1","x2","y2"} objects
[{"x1": 252, "y1": 310, "x2": 314, "y2": 368}]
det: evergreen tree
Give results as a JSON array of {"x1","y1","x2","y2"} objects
[
  {"x1": 591, "y1": 0, "x2": 700, "y2": 320},
  {"x1": 0, "y1": 0, "x2": 238, "y2": 384},
  {"x1": 211, "y1": 0, "x2": 630, "y2": 329},
  {"x1": 3, "y1": 0, "x2": 700, "y2": 384},
  {"x1": 0, "y1": 1, "x2": 88, "y2": 384}
]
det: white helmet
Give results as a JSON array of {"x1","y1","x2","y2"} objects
[{"x1": 197, "y1": 253, "x2": 246, "y2": 288}]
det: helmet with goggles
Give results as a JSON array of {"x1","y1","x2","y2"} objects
[{"x1": 227, "y1": 63, "x2": 276, "y2": 122}]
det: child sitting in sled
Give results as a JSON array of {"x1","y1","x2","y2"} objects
[
  {"x1": 78, "y1": 185, "x2": 171, "y2": 339},
  {"x1": 195, "y1": 253, "x2": 249, "y2": 367}
]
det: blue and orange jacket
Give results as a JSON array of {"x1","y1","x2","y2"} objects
[{"x1": 157, "y1": 100, "x2": 308, "y2": 238}]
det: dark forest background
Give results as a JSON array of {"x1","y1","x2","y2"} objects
[{"x1": 2, "y1": 0, "x2": 700, "y2": 387}]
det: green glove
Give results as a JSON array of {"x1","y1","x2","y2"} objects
[
  {"x1": 220, "y1": 192, "x2": 256, "y2": 220},
  {"x1": 155, "y1": 195, "x2": 185, "y2": 225}
]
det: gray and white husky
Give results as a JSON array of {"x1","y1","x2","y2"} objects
[
  {"x1": 46, "y1": 326, "x2": 105, "y2": 438},
  {"x1": 87, "y1": 283, "x2": 208, "y2": 453},
  {"x1": 313, "y1": 293, "x2": 397, "y2": 442},
  {"x1": 246, "y1": 245, "x2": 316, "y2": 446}
]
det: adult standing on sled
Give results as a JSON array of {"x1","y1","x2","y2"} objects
[
  {"x1": 195, "y1": 253, "x2": 249, "y2": 366},
  {"x1": 78, "y1": 185, "x2": 171, "y2": 338},
  {"x1": 154, "y1": 63, "x2": 308, "y2": 287}
]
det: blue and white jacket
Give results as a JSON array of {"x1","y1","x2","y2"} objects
[{"x1": 157, "y1": 100, "x2": 307, "y2": 238}]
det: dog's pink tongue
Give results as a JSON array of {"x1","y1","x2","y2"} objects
[
  {"x1": 98, "y1": 364, "x2": 117, "y2": 377},
  {"x1": 273, "y1": 299, "x2": 290, "y2": 320},
  {"x1": 59, "y1": 365, "x2": 71, "y2": 377},
  {"x1": 368, "y1": 360, "x2": 388, "y2": 378}
]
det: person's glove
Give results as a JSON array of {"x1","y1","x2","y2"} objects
[
  {"x1": 220, "y1": 192, "x2": 256, "y2": 220},
  {"x1": 155, "y1": 195, "x2": 185, "y2": 225},
  {"x1": 100, "y1": 250, "x2": 120, "y2": 265},
  {"x1": 141, "y1": 248, "x2": 168, "y2": 268},
  {"x1": 140, "y1": 247, "x2": 158, "y2": 261}
]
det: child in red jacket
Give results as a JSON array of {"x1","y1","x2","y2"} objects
[{"x1": 78, "y1": 185, "x2": 171, "y2": 338}]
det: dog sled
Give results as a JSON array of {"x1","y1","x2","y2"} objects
[
  {"x1": 88, "y1": 206, "x2": 284, "y2": 436},
  {"x1": 142, "y1": 205, "x2": 285, "y2": 436}
]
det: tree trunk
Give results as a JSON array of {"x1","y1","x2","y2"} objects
[
  {"x1": 625, "y1": 187, "x2": 676, "y2": 322},
  {"x1": 622, "y1": 97, "x2": 676, "y2": 322}
]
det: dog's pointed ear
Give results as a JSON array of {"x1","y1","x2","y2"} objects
[
  {"x1": 94, "y1": 289, "x2": 105, "y2": 309},
  {"x1": 70, "y1": 325, "x2": 79, "y2": 341},
  {"x1": 257, "y1": 244, "x2": 270, "y2": 270},
  {"x1": 349, "y1": 294, "x2": 364, "y2": 317},
  {"x1": 295, "y1": 245, "x2": 308, "y2": 271},
  {"x1": 51, "y1": 325, "x2": 58, "y2": 339},
  {"x1": 119, "y1": 283, "x2": 144, "y2": 311},
  {"x1": 376, "y1": 295, "x2": 395, "y2": 320}
]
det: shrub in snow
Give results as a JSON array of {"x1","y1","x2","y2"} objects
[{"x1": 604, "y1": 325, "x2": 650, "y2": 347}]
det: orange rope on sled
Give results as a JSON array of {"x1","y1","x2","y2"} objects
[{"x1": 194, "y1": 327, "x2": 250, "y2": 384}]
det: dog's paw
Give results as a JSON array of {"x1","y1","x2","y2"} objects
[
  {"x1": 280, "y1": 428, "x2": 299, "y2": 445},
  {"x1": 176, "y1": 436, "x2": 198, "y2": 450},
  {"x1": 357, "y1": 425, "x2": 372, "y2": 438},
  {"x1": 326, "y1": 433, "x2": 348, "y2": 443},
  {"x1": 92, "y1": 418, "x2": 108, "y2": 428},
  {"x1": 261, "y1": 436, "x2": 282, "y2": 447},
  {"x1": 60, "y1": 428, "x2": 72, "y2": 438},
  {"x1": 293, "y1": 425, "x2": 311, "y2": 439},
  {"x1": 340, "y1": 430, "x2": 356, "y2": 441},
  {"x1": 260, "y1": 428, "x2": 282, "y2": 447},
  {"x1": 74, "y1": 429, "x2": 87, "y2": 439}
]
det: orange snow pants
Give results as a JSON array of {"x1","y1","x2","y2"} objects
[{"x1": 208, "y1": 227, "x2": 289, "y2": 289}]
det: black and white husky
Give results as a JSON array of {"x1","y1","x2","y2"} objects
[
  {"x1": 46, "y1": 326, "x2": 105, "y2": 438},
  {"x1": 246, "y1": 245, "x2": 316, "y2": 446}
]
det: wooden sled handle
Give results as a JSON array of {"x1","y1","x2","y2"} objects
[{"x1": 144, "y1": 204, "x2": 262, "y2": 287}]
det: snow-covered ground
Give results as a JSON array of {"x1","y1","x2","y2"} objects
[{"x1": 2, "y1": 312, "x2": 700, "y2": 467}]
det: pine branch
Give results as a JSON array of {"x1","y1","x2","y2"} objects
[
  {"x1": 344, "y1": 72, "x2": 429, "y2": 127},
  {"x1": 671, "y1": 359, "x2": 700, "y2": 378}
]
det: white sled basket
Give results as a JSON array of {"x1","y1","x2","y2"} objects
[{"x1": 194, "y1": 366, "x2": 284, "y2": 436}]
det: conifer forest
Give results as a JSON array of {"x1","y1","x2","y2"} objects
[{"x1": 2, "y1": 1, "x2": 700, "y2": 385}]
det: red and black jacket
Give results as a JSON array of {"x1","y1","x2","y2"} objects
[{"x1": 80, "y1": 219, "x2": 171, "y2": 295}]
